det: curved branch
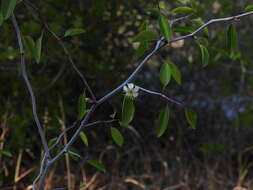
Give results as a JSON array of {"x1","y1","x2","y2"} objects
[
  {"x1": 138, "y1": 86, "x2": 183, "y2": 106},
  {"x1": 11, "y1": 14, "x2": 50, "y2": 158},
  {"x1": 170, "y1": 11, "x2": 253, "y2": 43}
]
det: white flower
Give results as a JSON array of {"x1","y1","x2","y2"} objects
[{"x1": 123, "y1": 83, "x2": 139, "y2": 98}]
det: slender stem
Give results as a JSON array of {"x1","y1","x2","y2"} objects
[
  {"x1": 97, "y1": 39, "x2": 165, "y2": 105},
  {"x1": 11, "y1": 14, "x2": 50, "y2": 158},
  {"x1": 38, "y1": 163, "x2": 50, "y2": 190},
  {"x1": 48, "y1": 119, "x2": 117, "y2": 151},
  {"x1": 32, "y1": 154, "x2": 46, "y2": 190},
  {"x1": 67, "y1": 150, "x2": 81, "y2": 158},
  {"x1": 170, "y1": 14, "x2": 193, "y2": 25},
  {"x1": 48, "y1": 121, "x2": 77, "y2": 151},
  {"x1": 84, "y1": 119, "x2": 118, "y2": 127},
  {"x1": 169, "y1": 11, "x2": 253, "y2": 43},
  {"x1": 23, "y1": 0, "x2": 97, "y2": 101},
  {"x1": 49, "y1": 104, "x2": 98, "y2": 163},
  {"x1": 138, "y1": 86, "x2": 183, "y2": 106},
  {"x1": 56, "y1": 39, "x2": 97, "y2": 101}
]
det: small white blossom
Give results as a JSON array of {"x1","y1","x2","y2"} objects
[{"x1": 123, "y1": 83, "x2": 139, "y2": 98}]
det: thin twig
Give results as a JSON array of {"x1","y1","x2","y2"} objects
[
  {"x1": 38, "y1": 163, "x2": 50, "y2": 190},
  {"x1": 97, "y1": 39, "x2": 165, "y2": 105},
  {"x1": 49, "y1": 104, "x2": 97, "y2": 164},
  {"x1": 32, "y1": 154, "x2": 46, "y2": 190},
  {"x1": 67, "y1": 150, "x2": 81, "y2": 158},
  {"x1": 138, "y1": 86, "x2": 183, "y2": 106},
  {"x1": 52, "y1": 37, "x2": 97, "y2": 101},
  {"x1": 48, "y1": 121, "x2": 77, "y2": 151},
  {"x1": 11, "y1": 14, "x2": 50, "y2": 158},
  {"x1": 23, "y1": 0, "x2": 97, "y2": 101},
  {"x1": 48, "y1": 119, "x2": 117, "y2": 152},
  {"x1": 41, "y1": 63, "x2": 66, "y2": 93},
  {"x1": 170, "y1": 14, "x2": 193, "y2": 25},
  {"x1": 168, "y1": 11, "x2": 253, "y2": 43},
  {"x1": 83, "y1": 119, "x2": 118, "y2": 128}
]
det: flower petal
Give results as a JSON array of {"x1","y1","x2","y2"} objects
[
  {"x1": 128, "y1": 83, "x2": 134, "y2": 89},
  {"x1": 123, "y1": 85, "x2": 128, "y2": 92},
  {"x1": 134, "y1": 86, "x2": 139, "y2": 92},
  {"x1": 133, "y1": 92, "x2": 138, "y2": 98}
]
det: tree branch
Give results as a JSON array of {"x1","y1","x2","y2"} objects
[
  {"x1": 48, "y1": 119, "x2": 117, "y2": 151},
  {"x1": 138, "y1": 86, "x2": 184, "y2": 106},
  {"x1": 169, "y1": 11, "x2": 253, "y2": 43},
  {"x1": 97, "y1": 39, "x2": 166, "y2": 105},
  {"x1": 52, "y1": 11, "x2": 253, "y2": 166},
  {"x1": 11, "y1": 14, "x2": 50, "y2": 159},
  {"x1": 30, "y1": 10, "x2": 253, "y2": 189}
]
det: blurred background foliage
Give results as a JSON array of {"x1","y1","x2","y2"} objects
[{"x1": 1, "y1": 0, "x2": 253, "y2": 189}]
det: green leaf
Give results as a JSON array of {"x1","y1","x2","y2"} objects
[
  {"x1": 136, "y1": 21, "x2": 150, "y2": 57},
  {"x1": 80, "y1": 132, "x2": 89, "y2": 147},
  {"x1": 132, "y1": 30, "x2": 159, "y2": 42},
  {"x1": 87, "y1": 160, "x2": 106, "y2": 172},
  {"x1": 245, "y1": 5, "x2": 253, "y2": 12},
  {"x1": 64, "y1": 28, "x2": 86, "y2": 37},
  {"x1": 199, "y1": 44, "x2": 209, "y2": 66},
  {"x1": 35, "y1": 34, "x2": 43, "y2": 64},
  {"x1": 185, "y1": 109, "x2": 197, "y2": 129},
  {"x1": 0, "y1": 150, "x2": 12, "y2": 157},
  {"x1": 1, "y1": 0, "x2": 17, "y2": 20},
  {"x1": 147, "y1": 7, "x2": 168, "y2": 16},
  {"x1": 227, "y1": 24, "x2": 238, "y2": 58},
  {"x1": 120, "y1": 97, "x2": 135, "y2": 127},
  {"x1": 111, "y1": 127, "x2": 124, "y2": 147},
  {"x1": 23, "y1": 36, "x2": 36, "y2": 58},
  {"x1": 159, "y1": 1, "x2": 166, "y2": 9},
  {"x1": 160, "y1": 62, "x2": 171, "y2": 87},
  {"x1": 136, "y1": 41, "x2": 149, "y2": 58},
  {"x1": 169, "y1": 62, "x2": 181, "y2": 84},
  {"x1": 173, "y1": 26, "x2": 195, "y2": 33},
  {"x1": 172, "y1": 6, "x2": 194, "y2": 14},
  {"x1": 158, "y1": 15, "x2": 172, "y2": 41},
  {"x1": 156, "y1": 107, "x2": 170, "y2": 137},
  {"x1": 78, "y1": 92, "x2": 87, "y2": 120},
  {"x1": 198, "y1": 37, "x2": 209, "y2": 47}
]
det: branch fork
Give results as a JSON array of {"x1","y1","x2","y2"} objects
[{"x1": 11, "y1": 8, "x2": 253, "y2": 189}]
